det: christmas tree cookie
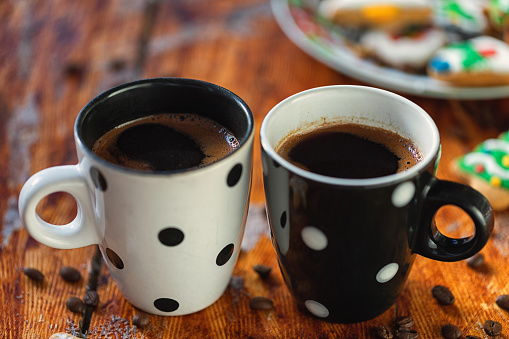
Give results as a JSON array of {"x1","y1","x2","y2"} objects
[{"x1": 453, "y1": 131, "x2": 509, "y2": 210}]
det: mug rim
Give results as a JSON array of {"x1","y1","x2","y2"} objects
[
  {"x1": 75, "y1": 77, "x2": 255, "y2": 175},
  {"x1": 260, "y1": 85, "x2": 441, "y2": 187}
]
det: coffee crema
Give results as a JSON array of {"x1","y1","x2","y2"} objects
[
  {"x1": 276, "y1": 123, "x2": 422, "y2": 179},
  {"x1": 92, "y1": 113, "x2": 239, "y2": 171}
]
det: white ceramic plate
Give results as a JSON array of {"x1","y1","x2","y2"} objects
[{"x1": 271, "y1": 0, "x2": 509, "y2": 99}]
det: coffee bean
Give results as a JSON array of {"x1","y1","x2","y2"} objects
[
  {"x1": 496, "y1": 294, "x2": 509, "y2": 311},
  {"x1": 395, "y1": 327, "x2": 418, "y2": 339},
  {"x1": 84, "y1": 290, "x2": 99, "y2": 308},
  {"x1": 441, "y1": 324, "x2": 462, "y2": 339},
  {"x1": 396, "y1": 316, "x2": 415, "y2": 329},
  {"x1": 466, "y1": 253, "x2": 484, "y2": 268},
  {"x1": 66, "y1": 297, "x2": 85, "y2": 313},
  {"x1": 132, "y1": 312, "x2": 150, "y2": 328},
  {"x1": 253, "y1": 264, "x2": 272, "y2": 279},
  {"x1": 64, "y1": 62, "x2": 85, "y2": 78},
  {"x1": 376, "y1": 325, "x2": 394, "y2": 339},
  {"x1": 432, "y1": 285, "x2": 455, "y2": 305},
  {"x1": 23, "y1": 267, "x2": 44, "y2": 282},
  {"x1": 59, "y1": 266, "x2": 81, "y2": 282},
  {"x1": 484, "y1": 320, "x2": 502, "y2": 336},
  {"x1": 249, "y1": 296, "x2": 274, "y2": 310}
]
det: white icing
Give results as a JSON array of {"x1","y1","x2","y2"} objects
[
  {"x1": 463, "y1": 152, "x2": 509, "y2": 179},
  {"x1": 319, "y1": 0, "x2": 432, "y2": 18},
  {"x1": 361, "y1": 28, "x2": 447, "y2": 68},
  {"x1": 472, "y1": 36, "x2": 509, "y2": 72},
  {"x1": 482, "y1": 138, "x2": 509, "y2": 154}
]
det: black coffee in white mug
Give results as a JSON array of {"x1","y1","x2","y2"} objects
[
  {"x1": 260, "y1": 85, "x2": 494, "y2": 323},
  {"x1": 92, "y1": 113, "x2": 240, "y2": 172}
]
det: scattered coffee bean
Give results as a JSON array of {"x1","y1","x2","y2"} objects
[
  {"x1": 249, "y1": 296, "x2": 274, "y2": 310},
  {"x1": 432, "y1": 285, "x2": 455, "y2": 305},
  {"x1": 396, "y1": 316, "x2": 415, "y2": 329},
  {"x1": 59, "y1": 266, "x2": 81, "y2": 282},
  {"x1": 395, "y1": 327, "x2": 418, "y2": 339},
  {"x1": 496, "y1": 294, "x2": 509, "y2": 311},
  {"x1": 66, "y1": 297, "x2": 85, "y2": 314},
  {"x1": 23, "y1": 267, "x2": 44, "y2": 282},
  {"x1": 64, "y1": 62, "x2": 85, "y2": 79},
  {"x1": 376, "y1": 325, "x2": 394, "y2": 339},
  {"x1": 84, "y1": 290, "x2": 99, "y2": 308},
  {"x1": 441, "y1": 324, "x2": 462, "y2": 339},
  {"x1": 132, "y1": 312, "x2": 150, "y2": 328},
  {"x1": 483, "y1": 320, "x2": 502, "y2": 336},
  {"x1": 466, "y1": 253, "x2": 485, "y2": 269},
  {"x1": 253, "y1": 264, "x2": 272, "y2": 279},
  {"x1": 108, "y1": 59, "x2": 126, "y2": 72}
]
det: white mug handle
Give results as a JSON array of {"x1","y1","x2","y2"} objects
[{"x1": 18, "y1": 165, "x2": 100, "y2": 249}]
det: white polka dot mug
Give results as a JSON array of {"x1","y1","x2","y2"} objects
[
  {"x1": 18, "y1": 78, "x2": 254, "y2": 316},
  {"x1": 260, "y1": 85, "x2": 494, "y2": 323}
]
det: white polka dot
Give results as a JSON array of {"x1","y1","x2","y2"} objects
[
  {"x1": 305, "y1": 300, "x2": 329, "y2": 318},
  {"x1": 301, "y1": 226, "x2": 328, "y2": 251},
  {"x1": 391, "y1": 181, "x2": 415, "y2": 208},
  {"x1": 428, "y1": 239, "x2": 437, "y2": 249},
  {"x1": 376, "y1": 263, "x2": 399, "y2": 283}
]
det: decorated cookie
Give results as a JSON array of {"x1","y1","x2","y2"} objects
[
  {"x1": 318, "y1": 0, "x2": 433, "y2": 30},
  {"x1": 432, "y1": 0, "x2": 488, "y2": 36},
  {"x1": 488, "y1": 0, "x2": 509, "y2": 42},
  {"x1": 428, "y1": 35, "x2": 509, "y2": 85},
  {"x1": 453, "y1": 131, "x2": 509, "y2": 210},
  {"x1": 488, "y1": 0, "x2": 509, "y2": 29},
  {"x1": 360, "y1": 26, "x2": 447, "y2": 71}
]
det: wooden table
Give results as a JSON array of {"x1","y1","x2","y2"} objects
[{"x1": 2, "y1": 0, "x2": 509, "y2": 338}]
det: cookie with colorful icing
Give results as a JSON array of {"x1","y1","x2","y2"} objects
[
  {"x1": 360, "y1": 26, "x2": 448, "y2": 71},
  {"x1": 427, "y1": 35, "x2": 509, "y2": 85},
  {"x1": 488, "y1": 0, "x2": 509, "y2": 42},
  {"x1": 318, "y1": 0, "x2": 433, "y2": 30},
  {"x1": 453, "y1": 131, "x2": 509, "y2": 211},
  {"x1": 432, "y1": 0, "x2": 488, "y2": 36}
]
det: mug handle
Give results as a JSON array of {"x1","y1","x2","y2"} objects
[
  {"x1": 413, "y1": 178, "x2": 494, "y2": 262},
  {"x1": 18, "y1": 165, "x2": 100, "y2": 249}
]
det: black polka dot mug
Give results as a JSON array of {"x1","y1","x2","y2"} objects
[
  {"x1": 18, "y1": 78, "x2": 254, "y2": 316},
  {"x1": 260, "y1": 85, "x2": 494, "y2": 323}
]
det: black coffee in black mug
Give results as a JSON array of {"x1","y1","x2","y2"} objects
[
  {"x1": 260, "y1": 85, "x2": 494, "y2": 324},
  {"x1": 276, "y1": 123, "x2": 422, "y2": 179}
]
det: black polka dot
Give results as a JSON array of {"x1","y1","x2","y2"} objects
[
  {"x1": 216, "y1": 243, "x2": 234, "y2": 266},
  {"x1": 106, "y1": 248, "x2": 124, "y2": 269},
  {"x1": 154, "y1": 298, "x2": 179, "y2": 312},
  {"x1": 90, "y1": 167, "x2": 107, "y2": 191},
  {"x1": 227, "y1": 164, "x2": 243, "y2": 187},
  {"x1": 280, "y1": 211, "x2": 287, "y2": 229},
  {"x1": 158, "y1": 227, "x2": 184, "y2": 246}
]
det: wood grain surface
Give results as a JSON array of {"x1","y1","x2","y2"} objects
[{"x1": 2, "y1": 0, "x2": 509, "y2": 338}]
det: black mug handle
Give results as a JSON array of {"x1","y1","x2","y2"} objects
[{"x1": 414, "y1": 178, "x2": 494, "y2": 262}]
